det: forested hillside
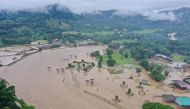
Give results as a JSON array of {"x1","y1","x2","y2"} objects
[{"x1": 0, "y1": 4, "x2": 190, "y2": 50}]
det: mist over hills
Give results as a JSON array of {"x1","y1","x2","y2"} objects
[{"x1": 0, "y1": 4, "x2": 190, "y2": 46}]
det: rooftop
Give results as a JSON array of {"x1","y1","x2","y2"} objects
[{"x1": 176, "y1": 97, "x2": 190, "y2": 106}]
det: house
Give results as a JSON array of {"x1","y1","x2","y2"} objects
[
  {"x1": 162, "y1": 94, "x2": 190, "y2": 109},
  {"x1": 171, "y1": 80, "x2": 190, "y2": 90},
  {"x1": 153, "y1": 54, "x2": 173, "y2": 64},
  {"x1": 162, "y1": 94, "x2": 176, "y2": 103},
  {"x1": 176, "y1": 97, "x2": 190, "y2": 109}
]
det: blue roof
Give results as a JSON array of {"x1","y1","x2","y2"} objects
[{"x1": 176, "y1": 97, "x2": 190, "y2": 106}]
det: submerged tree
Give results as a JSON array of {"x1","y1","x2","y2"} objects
[
  {"x1": 107, "y1": 58, "x2": 116, "y2": 67},
  {"x1": 106, "y1": 48, "x2": 113, "y2": 58},
  {"x1": 136, "y1": 67, "x2": 142, "y2": 73}
]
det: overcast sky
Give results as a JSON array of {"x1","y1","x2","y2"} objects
[{"x1": 0, "y1": 0, "x2": 190, "y2": 21}]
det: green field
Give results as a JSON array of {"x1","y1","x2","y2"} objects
[
  {"x1": 133, "y1": 29, "x2": 162, "y2": 35},
  {"x1": 171, "y1": 54, "x2": 185, "y2": 62},
  {"x1": 63, "y1": 31, "x2": 114, "y2": 36},
  {"x1": 103, "y1": 52, "x2": 138, "y2": 65},
  {"x1": 112, "y1": 39, "x2": 138, "y2": 44}
]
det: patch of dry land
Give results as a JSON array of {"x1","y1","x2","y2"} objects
[{"x1": 0, "y1": 45, "x2": 189, "y2": 109}]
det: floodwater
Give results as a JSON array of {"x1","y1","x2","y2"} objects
[
  {"x1": 0, "y1": 46, "x2": 115, "y2": 109},
  {"x1": 0, "y1": 45, "x2": 188, "y2": 109}
]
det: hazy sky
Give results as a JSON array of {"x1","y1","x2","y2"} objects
[{"x1": 0, "y1": 0, "x2": 190, "y2": 21}]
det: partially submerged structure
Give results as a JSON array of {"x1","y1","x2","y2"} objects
[
  {"x1": 153, "y1": 54, "x2": 173, "y2": 64},
  {"x1": 176, "y1": 97, "x2": 190, "y2": 109},
  {"x1": 162, "y1": 94, "x2": 190, "y2": 109},
  {"x1": 170, "y1": 80, "x2": 190, "y2": 90}
]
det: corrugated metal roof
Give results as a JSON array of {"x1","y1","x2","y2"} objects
[{"x1": 176, "y1": 97, "x2": 190, "y2": 106}]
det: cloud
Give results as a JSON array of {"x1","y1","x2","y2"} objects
[
  {"x1": 0, "y1": 0, "x2": 190, "y2": 21},
  {"x1": 145, "y1": 12, "x2": 176, "y2": 21}
]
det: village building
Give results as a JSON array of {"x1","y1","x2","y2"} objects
[
  {"x1": 171, "y1": 80, "x2": 190, "y2": 90},
  {"x1": 153, "y1": 54, "x2": 173, "y2": 64},
  {"x1": 162, "y1": 94, "x2": 190, "y2": 109}
]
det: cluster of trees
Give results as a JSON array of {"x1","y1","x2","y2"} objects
[
  {"x1": 106, "y1": 49, "x2": 116, "y2": 67},
  {"x1": 0, "y1": 79, "x2": 34, "y2": 109},
  {"x1": 90, "y1": 51, "x2": 103, "y2": 68},
  {"x1": 140, "y1": 60, "x2": 166, "y2": 81}
]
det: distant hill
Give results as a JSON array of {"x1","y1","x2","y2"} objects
[{"x1": 0, "y1": 4, "x2": 190, "y2": 46}]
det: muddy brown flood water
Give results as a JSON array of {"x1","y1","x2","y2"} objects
[
  {"x1": 0, "y1": 45, "x2": 187, "y2": 109},
  {"x1": 0, "y1": 46, "x2": 117, "y2": 109}
]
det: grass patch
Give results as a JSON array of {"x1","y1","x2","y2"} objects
[
  {"x1": 94, "y1": 31, "x2": 114, "y2": 36},
  {"x1": 171, "y1": 54, "x2": 185, "y2": 62},
  {"x1": 133, "y1": 29, "x2": 162, "y2": 35},
  {"x1": 63, "y1": 31, "x2": 114, "y2": 36},
  {"x1": 103, "y1": 52, "x2": 138, "y2": 65}
]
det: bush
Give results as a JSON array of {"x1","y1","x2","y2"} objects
[
  {"x1": 107, "y1": 58, "x2": 116, "y2": 67},
  {"x1": 90, "y1": 51, "x2": 100, "y2": 57},
  {"x1": 98, "y1": 60, "x2": 102, "y2": 68},
  {"x1": 124, "y1": 52, "x2": 129, "y2": 58},
  {"x1": 164, "y1": 71, "x2": 169, "y2": 76},
  {"x1": 140, "y1": 59, "x2": 150, "y2": 71},
  {"x1": 143, "y1": 102, "x2": 173, "y2": 109},
  {"x1": 136, "y1": 67, "x2": 142, "y2": 73},
  {"x1": 106, "y1": 48, "x2": 113, "y2": 58}
]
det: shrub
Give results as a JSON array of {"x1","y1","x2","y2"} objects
[
  {"x1": 107, "y1": 58, "x2": 116, "y2": 67},
  {"x1": 143, "y1": 102, "x2": 173, "y2": 109}
]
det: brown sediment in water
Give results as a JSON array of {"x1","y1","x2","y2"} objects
[{"x1": 0, "y1": 45, "x2": 188, "y2": 109}]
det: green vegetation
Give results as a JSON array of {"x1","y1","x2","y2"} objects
[
  {"x1": 171, "y1": 54, "x2": 185, "y2": 62},
  {"x1": 90, "y1": 51, "x2": 100, "y2": 58},
  {"x1": 143, "y1": 102, "x2": 173, "y2": 109},
  {"x1": 150, "y1": 69, "x2": 165, "y2": 82},
  {"x1": 17, "y1": 99, "x2": 35, "y2": 109},
  {"x1": 140, "y1": 59, "x2": 166, "y2": 81},
  {"x1": 136, "y1": 67, "x2": 142, "y2": 73},
  {"x1": 68, "y1": 60, "x2": 95, "y2": 72},
  {"x1": 107, "y1": 58, "x2": 116, "y2": 67},
  {"x1": 133, "y1": 29, "x2": 162, "y2": 35},
  {"x1": 103, "y1": 52, "x2": 137, "y2": 65},
  {"x1": 0, "y1": 79, "x2": 34, "y2": 109},
  {"x1": 0, "y1": 5, "x2": 190, "y2": 65}
]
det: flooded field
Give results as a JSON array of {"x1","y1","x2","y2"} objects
[{"x1": 0, "y1": 45, "x2": 189, "y2": 109}]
